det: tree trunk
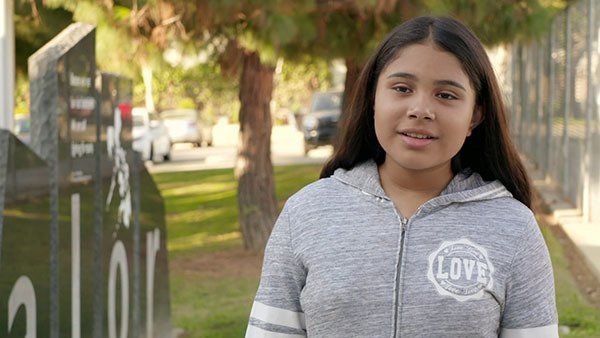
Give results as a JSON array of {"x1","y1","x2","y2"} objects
[
  {"x1": 343, "y1": 57, "x2": 363, "y2": 113},
  {"x1": 334, "y1": 57, "x2": 363, "y2": 149},
  {"x1": 141, "y1": 60, "x2": 156, "y2": 112},
  {"x1": 235, "y1": 49, "x2": 278, "y2": 251}
]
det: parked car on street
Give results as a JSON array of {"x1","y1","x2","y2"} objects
[
  {"x1": 160, "y1": 109, "x2": 213, "y2": 147},
  {"x1": 132, "y1": 107, "x2": 172, "y2": 162},
  {"x1": 14, "y1": 114, "x2": 31, "y2": 145},
  {"x1": 302, "y1": 91, "x2": 342, "y2": 155}
]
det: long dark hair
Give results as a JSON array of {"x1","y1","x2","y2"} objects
[{"x1": 320, "y1": 16, "x2": 532, "y2": 207}]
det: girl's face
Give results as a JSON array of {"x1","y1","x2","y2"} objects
[{"x1": 374, "y1": 42, "x2": 481, "y2": 172}]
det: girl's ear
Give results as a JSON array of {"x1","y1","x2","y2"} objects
[{"x1": 467, "y1": 107, "x2": 483, "y2": 137}]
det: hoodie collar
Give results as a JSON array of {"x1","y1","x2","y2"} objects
[{"x1": 331, "y1": 159, "x2": 512, "y2": 206}]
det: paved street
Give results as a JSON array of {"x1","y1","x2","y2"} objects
[{"x1": 147, "y1": 123, "x2": 333, "y2": 174}]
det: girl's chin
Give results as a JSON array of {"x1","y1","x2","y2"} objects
[{"x1": 384, "y1": 155, "x2": 452, "y2": 172}]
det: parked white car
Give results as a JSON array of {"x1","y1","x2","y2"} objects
[
  {"x1": 132, "y1": 107, "x2": 172, "y2": 162},
  {"x1": 14, "y1": 114, "x2": 31, "y2": 145},
  {"x1": 160, "y1": 109, "x2": 213, "y2": 147}
]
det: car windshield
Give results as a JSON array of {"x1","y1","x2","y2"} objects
[
  {"x1": 310, "y1": 93, "x2": 341, "y2": 112},
  {"x1": 161, "y1": 109, "x2": 197, "y2": 120}
]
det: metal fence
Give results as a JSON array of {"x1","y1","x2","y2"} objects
[{"x1": 500, "y1": 0, "x2": 598, "y2": 222}]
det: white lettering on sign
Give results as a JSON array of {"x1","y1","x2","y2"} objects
[
  {"x1": 70, "y1": 97, "x2": 96, "y2": 111},
  {"x1": 72, "y1": 194, "x2": 81, "y2": 338},
  {"x1": 70, "y1": 119, "x2": 87, "y2": 133},
  {"x1": 71, "y1": 142, "x2": 94, "y2": 158},
  {"x1": 105, "y1": 106, "x2": 132, "y2": 229},
  {"x1": 69, "y1": 73, "x2": 92, "y2": 88},
  {"x1": 8, "y1": 276, "x2": 37, "y2": 338},
  {"x1": 108, "y1": 240, "x2": 129, "y2": 338},
  {"x1": 146, "y1": 229, "x2": 161, "y2": 338}
]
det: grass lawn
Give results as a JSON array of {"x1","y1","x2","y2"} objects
[
  {"x1": 152, "y1": 164, "x2": 600, "y2": 337},
  {"x1": 541, "y1": 224, "x2": 600, "y2": 337}
]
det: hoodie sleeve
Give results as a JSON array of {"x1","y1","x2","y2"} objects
[
  {"x1": 499, "y1": 216, "x2": 558, "y2": 338},
  {"x1": 246, "y1": 204, "x2": 307, "y2": 338}
]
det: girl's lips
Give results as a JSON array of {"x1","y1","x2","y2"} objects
[{"x1": 399, "y1": 133, "x2": 436, "y2": 149}]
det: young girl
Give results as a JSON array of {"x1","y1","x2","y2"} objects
[{"x1": 246, "y1": 16, "x2": 558, "y2": 338}]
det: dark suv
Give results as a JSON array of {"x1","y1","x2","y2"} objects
[{"x1": 302, "y1": 91, "x2": 342, "y2": 155}]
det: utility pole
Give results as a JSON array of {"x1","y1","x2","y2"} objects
[{"x1": 0, "y1": 0, "x2": 15, "y2": 131}]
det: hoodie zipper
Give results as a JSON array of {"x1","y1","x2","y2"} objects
[
  {"x1": 392, "y1": 204, "x2": 429, "y2": 338},
  {"x1": 347, "y1": 184, "x2": 418, "y2": 337},
  {"x1": 392, "y1": 209, "x2": 408, "y2": 338}
]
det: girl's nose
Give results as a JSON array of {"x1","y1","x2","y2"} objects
[{"x1": 407, "y1": 97, "x2": 435, "y2": 121}]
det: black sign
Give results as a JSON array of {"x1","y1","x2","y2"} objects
[
  {"x1": 0, "y1": 131, "x2": 51, "y2": 337},
  {"x1": 8, "y1": 22, "x2": 174, "y2": 338}
]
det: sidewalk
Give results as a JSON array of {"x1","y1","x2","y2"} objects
[
  {"x1": 526, "y1": 159, "x2": 600, "y2": 283},
  {"x1": 148, "y1": 124, "x2": 332, "y2": 174}
]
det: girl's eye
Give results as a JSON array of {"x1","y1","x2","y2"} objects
[
  {"x1": 438, "y1": 92, "x2": 458, "y2": 100},
  {"x1": 393, "y1": 86, "x2": 411, "y2": 93}
]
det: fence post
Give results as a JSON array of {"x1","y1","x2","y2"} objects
[
  {"x1": 582, "y1": 0, "x2": 595, "y2": 222},
  {"x1": 511, "y1": 44, "x2": 518, "y2": 136},
  {"x1": 562, "y1": 6, "x2": 572, "y2": 198},
  {"x1": 546, "y1": 21, "x2": 555, "y2": 179},
  {"x1": 519, "y1": 45, "x2": 527, "y2": 148},
  {"x1": 535, "y1": 41, "x2": 544, "y2": 167}
]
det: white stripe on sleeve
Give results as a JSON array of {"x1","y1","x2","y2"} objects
[
  {"x1": 245, "y1": 324, "x2": 307, "y2": 338},
  {"x1": 500, "y1": 324, "x2": 559, "y2": 338},
  {"x1": 249, "y1": 301, "x2": 306, "y2": 330}
]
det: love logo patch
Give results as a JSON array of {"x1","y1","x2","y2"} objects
[{"x1": 427, "y1": 238, "x2": 494, "y2": 301}]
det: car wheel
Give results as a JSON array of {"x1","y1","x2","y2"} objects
[
  {"x1": 163, "y1": 144, "x2": 172, "y2": 161},
  {"x1": 194, "y1": 142, "x2": 201, "y2": 148},
  {"x1": 206, "y1": 140, "x2": 213, "y2": 147},
  {"x1": 150, "y1": 145, "x2": 157, "y2": 163}
]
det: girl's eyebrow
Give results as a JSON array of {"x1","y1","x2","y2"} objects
[{"x1": 386, "y1": 72, "x2": 467, "y2": 92}]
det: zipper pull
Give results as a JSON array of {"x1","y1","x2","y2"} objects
[{"x1": 400, "y1": 216, "x2": 408, "y2": 230}]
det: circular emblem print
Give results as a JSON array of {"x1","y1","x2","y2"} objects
[{"x1": 427, "y1": 238, "x2": 494, "y2": 301}]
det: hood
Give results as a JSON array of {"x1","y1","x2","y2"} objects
[{"x1": 331, "y1": 159, "x2": 512, "y2": 209}]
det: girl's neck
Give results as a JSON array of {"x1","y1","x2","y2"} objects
[{"x1": 378, "y1": 157, "x2": 454, "y2": 196}]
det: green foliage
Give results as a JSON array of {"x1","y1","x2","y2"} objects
[
  {"x1": 273, "y1": 56, "x2": 333, "y2": 115},
  {"x1": 14, "y1": 73, "x2": 29, "y2": 116},
  {"x1": 423, "y1": 0, "x2": 565, "y2": 45},
  {"x1": 42, "y1": 0, "x2": 77, "y2": 11},
  {"x1": 15, "y1": 0, "x2": 569, "y2": 127},
  {"x1": 148, "y1": 60, "x2": 239, "y2": 123},
  {"x1": 14, "y1": 0, "x2": 73, "y2": 75},
  {"x1": 211, "y1": 0, "x2": 567, "y2": 65}
]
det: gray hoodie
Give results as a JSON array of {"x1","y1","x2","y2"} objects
[{"x1": 246, "y1": 160, "x2": 558, "y2": 338}]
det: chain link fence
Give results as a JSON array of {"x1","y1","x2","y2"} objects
[{"x1": 495, "y1": 0, "x2": 598, "y2": 222}]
